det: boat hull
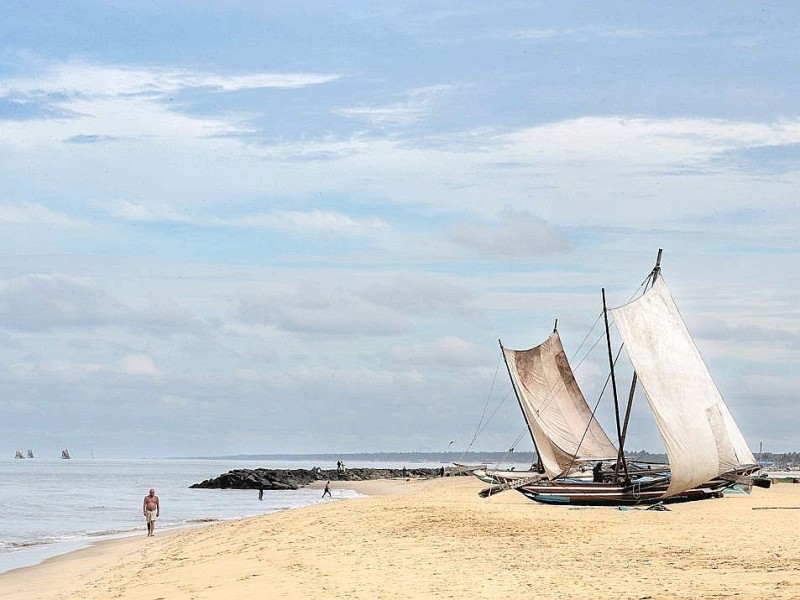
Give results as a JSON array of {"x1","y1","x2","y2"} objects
[{"x1": 517, "y1": 477, "x2": 730, "y2": 506}]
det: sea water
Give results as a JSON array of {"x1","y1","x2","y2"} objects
[{"x1": 0, "y1": 457, "x2": 372, "y2": 574}]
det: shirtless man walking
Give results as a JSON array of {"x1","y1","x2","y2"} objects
[{"x1": 143, "y1": 488, "x2": 160, "y2": 537}]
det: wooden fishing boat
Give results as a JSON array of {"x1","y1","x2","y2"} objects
[{"x1": 506, "y1": 250, "x2": 767, "y2": 505}]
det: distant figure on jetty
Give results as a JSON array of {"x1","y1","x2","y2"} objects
[
  {"x1": 142, "y1": 488, "x2": 160, "y2": 537},
  {"x1": 440, "y1": 466, "x2": 445, "y2": 477},
  {"x1": 258, "y1": 484, "x2": 264, "y2": 501},
  {"x1": 322, "y1": 481, "x2": 332, "y2": 498},
  {"x1": 337, "y1": 460, "x2": 343, "y2": 473}
]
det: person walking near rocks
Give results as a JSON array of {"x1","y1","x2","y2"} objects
[
  {"x1": 322, "y1": 481, "x2": 332, "y2": 498},
  {"x1": 142, "y1": 488, "x2": 160, "y2": 537}
]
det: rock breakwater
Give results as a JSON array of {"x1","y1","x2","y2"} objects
[{"x1": 190, "y1": 467, "x2": 448, "y2": 490}]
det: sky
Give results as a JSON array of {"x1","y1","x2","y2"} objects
[{"x1": 1, "y1": 2, "x2": 798, "y2": 458}]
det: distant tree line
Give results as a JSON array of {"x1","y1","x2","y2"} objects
[{"x1": 202, "y1": 450, "x2": 800, "y2": 469}]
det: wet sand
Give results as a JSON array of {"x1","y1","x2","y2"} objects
[{"x1": 2, "y1": 476, "x2": 799, "y2": 599}]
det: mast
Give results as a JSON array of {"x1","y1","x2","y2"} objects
[
  {"x1": 652, "y1": 248, "x2": 663, "y2": 283},
  {"x1": 499, "y1": 339, "x2": 545, "y2": 473},
  {"x1": 602, "y1": 288, "x2": 628, "y2": 480}
]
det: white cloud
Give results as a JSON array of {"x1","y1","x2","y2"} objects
[
  {"x1": 359, "y1": 274, "x2": 478, "y2": 314},
  {"x1": 235, "y1": 364, "x2": 425, "y2": 390},
  {"x1": 43, "y1": 359, "x2": 104, "y2": 377},
  {"x1": 99, "y1": 198, "x2": 163, "y2": 222},
  {"x1": 0, "y1": 61, "x2": 339, "y2": 99},
  {"x1": 0, "y1": 202, "x2": 84, "y2": 226},
  {"x1": 0, "y1": 61, "x2": 339, "y2": 155},
  {"x1": 0, "y1": 274, "x2": 129, "y2": 331},
  {"x1": 388, "y1": 336, "x2": 491, "y2": 368},
  {"x1": 236, "y1": 281, "x2": 411, "y2": 336},
  {"x1": 4, "y1": 61, "x2": 800, "y2": 233},
  {"x1": 507, "y1": 26, "x2": 707, "y2": 42},
  {"x1": 0, "y1": 273, "x2": 203, "y2": 335},
  {"x1": 449, "y1": 208, "x2": 568, "y2": 258},
  {"x1": 0, "y1": 94, "x2": 250, "y2": 154},
  {"x1": 215, "y1": 115, "x2": 800, "y2": 233},
  {"x1": 694, "y1": 315, "x2": 800, "y2": 350},
  {"x1": 120, "y1": 354, "x2": 161, "y2": 377},
  {"x1": 93, "y1": 199, "x2": 387, "y2": 237},
  {"x1": 496, "y1": 116, "x2": 800, "y2": 167},
  {"x1": 233, "y1": 271, "x2": 486, "y2": 338},
  {"x1": 230, "y1": 210, "x2": 388, "y2": 236},
  {"x1": 160, "y1": 394, "x2": 190, "y2": 409},
  {"x1": 335, "y1": 85, "x2": 457, "y2": 127}
]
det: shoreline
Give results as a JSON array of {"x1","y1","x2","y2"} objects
[
  {"x1": 3, "y1": 477, "x2": 800, "y2": 599},
  {"x1": 0, "y1": 517, "x2": 228, "y2": 577},
  {"x1": 0, "y1": 478, "x2": 403, "y2": 580}
]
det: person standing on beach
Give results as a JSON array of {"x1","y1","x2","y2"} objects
[
  {"x1": 258, "y1": 484, "x2": 264, "y2": 501},
  {"x1": 143, "y1": 488, "x2": 160, "y2": 537},
  {"x1": 322, "y1": 481, "x2": 332, "y2": 498}
]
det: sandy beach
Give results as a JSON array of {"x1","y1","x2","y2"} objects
[{"x1": 2, "y1": 476, "x2": 799, "y2": 599}]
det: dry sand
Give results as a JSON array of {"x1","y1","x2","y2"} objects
[{"x1": 2, "y1": 476, "x2": 800, "y2": 599}]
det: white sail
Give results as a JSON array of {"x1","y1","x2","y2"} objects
[
  {"x1": 611, "y1": 277, "x2": 755, "y2": 497},
  {"x1": 502, "y1": 331, "x2": 618, "y2": 478}
]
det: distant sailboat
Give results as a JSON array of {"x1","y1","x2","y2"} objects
[
  {"x1": 61, "y1": 449, "x2": 71, "y2": 459},
  {"x1": 27, "y1": 449, "x2": 34, "y2": 459},
  {"x1": 14, "y1": 448, "x2": 25, "y2": 459}
]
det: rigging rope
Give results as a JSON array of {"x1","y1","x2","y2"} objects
[
  {"x1": 472, "y1": 388, "x2": 513, "y2": 443},
  {"x1": 460, "y1": 353, "x2": 504, "y2": 459},
  {"x1": 560, "y1": 269, "x2": 655, "y2": 473},
  {"x1": 494, "y1": 427, "x2": 530, "y2": 467},
  {"x1": 561, "y1": 343, "x2": 625, "y2": 477}
]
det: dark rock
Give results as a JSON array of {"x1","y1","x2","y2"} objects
[{"x1": 190, "y1": 467, "x2": 455, "y2": 490}]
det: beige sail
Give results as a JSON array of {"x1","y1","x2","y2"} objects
[
  {"x1": 610, "y1": 277, "x2": 756, "y2": 497},
  {"x1": 502, "y1": 331, "x2": 618, "y2": 478}
]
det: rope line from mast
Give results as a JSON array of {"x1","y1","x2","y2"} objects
[{"x1": 460, "y1": 353, "x2": 504, "y2": 458}]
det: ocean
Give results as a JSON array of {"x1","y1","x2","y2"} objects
[{"x1": 0, "y1": 457, "x2": 372, "y2": 574}]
